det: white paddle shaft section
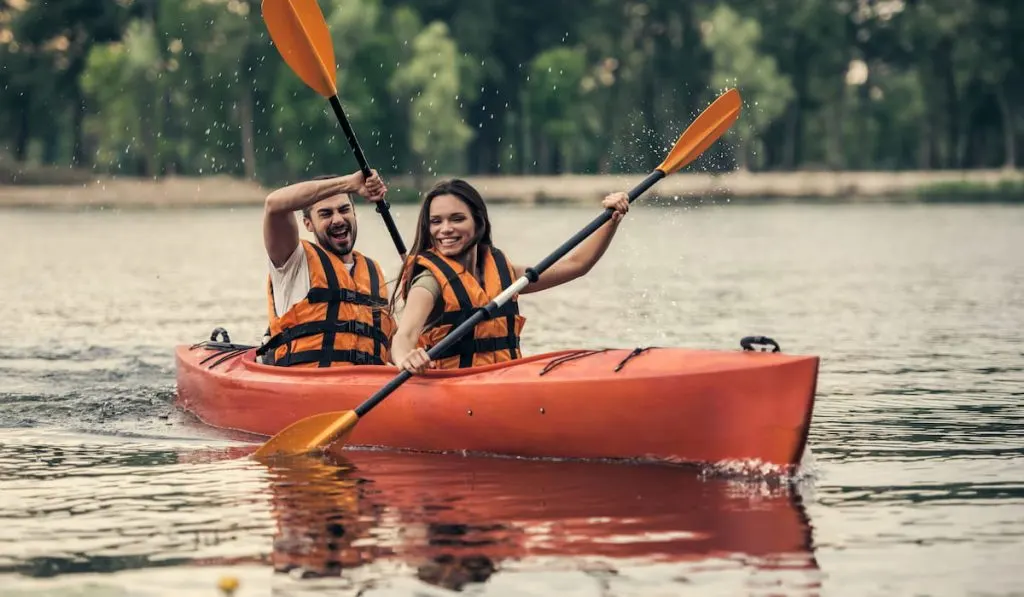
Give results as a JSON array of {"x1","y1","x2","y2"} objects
[{"x1": 492, "y1": 277, "x2": 531, "y2": 307}]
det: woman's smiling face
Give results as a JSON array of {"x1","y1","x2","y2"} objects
[{"x1": 429, "y1": 193, "x2": 477, "y2": 258}]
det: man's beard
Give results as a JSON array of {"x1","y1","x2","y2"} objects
[{"x1": 317, "y1": 224, "x2": 356, "y2": 258}]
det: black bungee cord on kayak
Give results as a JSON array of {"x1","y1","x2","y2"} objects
[
  {"x1": 614, "y1": 346, "x2": 656, "y2": 372},
  {"x1": 537, "y1": 349, "x2": 610, "y2": 376}
]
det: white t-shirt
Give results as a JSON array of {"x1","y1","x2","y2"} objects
[{"x1": 269, "y1": 243, "x2": 355, "y2": 318}]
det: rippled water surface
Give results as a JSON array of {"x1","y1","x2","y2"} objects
[{"x1": 1, "y1": 201, "x2": 1022, "y2": 596}]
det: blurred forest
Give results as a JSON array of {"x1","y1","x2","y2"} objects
[{"x1": 1, "y1": 0, "x2": 1022, "y2": 186}]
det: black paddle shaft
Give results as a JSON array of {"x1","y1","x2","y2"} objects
[
  {"x1": 353, "y1": 167, "x2": 667, "y2": 418},
  {"x1": 328, "y1": 95, "x2": 408, "y2": 258},
  {"x1": 354, "y1": 308, "x2": 488, "y2": 417}
]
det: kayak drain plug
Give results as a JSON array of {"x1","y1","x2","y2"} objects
[
  {"x1": 540, "y1": 407, "x2": 546, "y2": 414},
  {"x1": 467, "y1": 409, "x2": 473, "y2": 416}
]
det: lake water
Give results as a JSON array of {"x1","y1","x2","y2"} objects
[{"x1": 1, "y1": 199, "x2": 1022, "y2": 596}]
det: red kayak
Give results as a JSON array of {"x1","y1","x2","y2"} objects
[{"x1": 175, "y1": 330, "x2": 817, "y2": 468}]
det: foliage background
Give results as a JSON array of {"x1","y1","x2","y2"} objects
[{"x1": 1, "y1": 0, "x2": 1021, "y2": 186}]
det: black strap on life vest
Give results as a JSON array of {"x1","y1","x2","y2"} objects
[
  {"x1": 256, "y1": 320, "x2": 390, "y2": 357},
  {"x1": 429, "y1": 335, "x2": 521, "y2": 361},
  {"x1": 305, "y1": 287, "x2": 387, "y2": 307},
  {"x1": 421, "y1": 247, "x2": 521, "y2": 367},
  {"x1": 365, "y1": 255, "x2": 384, "y2": 363},
  {"x1": 272, "y1": 348, "x2": 385, "y2": 367},
  {"x1": 490, "y1": 247, "x2": 521, "y2": 360},
  {"x1": 263, "y1": 245, "x2": 388, "y2": 368},
  {"x1": 435, "y1": 302, "x2": 519, "y2": 327},
  {"x1": 421, "y1": 252, "x2": 476, "y2": 368},
  {"x1": 313, "y1": 244, "x2": 345, "y2": 367}
]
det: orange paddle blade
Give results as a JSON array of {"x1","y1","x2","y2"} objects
[
  {"x1": 252, "y1": 410, "x2": 359, "y2": 459},
  {"x1": 261, "y1": 0, "x2": 337, "y2": 97},
  {"x1": 657, "y1": 88, "x2": 742, "y2": 174}
]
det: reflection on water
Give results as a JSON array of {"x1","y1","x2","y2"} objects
[
  {"x1": 254, "y1": 449, "x2": 819, "y2": 592},
  {"x1": 0, "y1": 432, "x2": 820, "y2": 595}
]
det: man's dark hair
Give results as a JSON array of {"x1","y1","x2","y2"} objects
[{"x1": 301, "y1": 174, "x2": 355, "y2": 219}]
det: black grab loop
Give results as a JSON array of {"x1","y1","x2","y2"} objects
[
  {"x1": 740, "y1": 336, "x2": 781, "y2": 353},
  {"x1": 210, "y1": 327, "x2": 232, "y2": 343},
  {"x1": 189, "y1": 327, "x2": 255, "y2": 354}
]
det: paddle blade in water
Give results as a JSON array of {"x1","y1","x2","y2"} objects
[
  {"x1": 656, "y1": 88, "x2": 742, "y2": 174},
  {"x1": 252, "y1": 410, "x2": 359, "y2": 459},
  {"x1": 261, "y1": 0, "x2": 337, "y2": 97}
]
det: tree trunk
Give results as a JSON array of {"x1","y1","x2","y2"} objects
[
  {"x1": 139, "y1": 78, "x2": 157, "y2": 177},
  {"x1": 825, "y1": 83, "x2": 847, "y2": 170},
  {"x1": 518, "y1": 88, "x2": 532, "y2": 175},
  {"x1": 411, "y1": 153, "x2": 425, "y2": 191},
  {"x1": 955, "y1": 95, "x2": 971, "y2": 169},
  {"x1": 936, "y1": 38, "x2": 960, "y2": 169},
  {"x1": 594, "y1": 75, "x2": 626, "y2": 174},
  {"x1": 537, "y1": 137, "x2": 550, "y2": 175},
  {"x1": 641, "y1": 38, "x2": 658, "y2": 172},
  {"x1": 42, "y1": 122, "x2": 60, "y2": 165},
  {"x1": 162, "y1": 88, "x2": 176, "y2": 175},
  {"x1": 552, "y1": 142, "x2": 563, "y2": 173},
  {"x1": 14, "y1": 98, "x2": 30, "y2": 161},
  {"x1": 239, "y1": 84, "x2": 257, "y2": 180},
  {"x1": 782, "y1": 103, "x2": 798, "y2": 170},
  {"x1": 995, "y1": 86, "x2": 1017, "y2": 169},
  {"x1": 917, "y1": 115, "x2": 931, "y2": 169},
  {"x1": 140, "y1": 118, "x2": 156, "y2": 177},
  {"x1": 70, "y1": 90, "x2": 86, "y2": 167},
  {"x1": 735, "y1": 136, "x2": 750, "y2": 172},
  {"x1": 467, "y1": 83, "x2": 505, "y2": 174},
  {"x1": 676, "y1": 3, "x2": 708, "y2": 120},
  {"x1": 785, "y1": 38, "x2": 810, "y2": 170}
]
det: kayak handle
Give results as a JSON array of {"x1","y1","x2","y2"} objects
[
  {"x1": 210, "y1": 327, "x2": 232, "y2": 344},
  {"x1": 740, "y1": 336, "x2": 781, "y2": 353}
]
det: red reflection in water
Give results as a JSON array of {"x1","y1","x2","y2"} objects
[{"x1": 187, "y1": 446, "x2": 819, "y2": 592}]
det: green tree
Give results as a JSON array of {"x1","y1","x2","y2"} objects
[
  {"x1": 389, "y1": 20, "x2": 475, "y2": 182},
  {"x1": 2, "y1": 0, "x2": 1021, "y2": 178},
  {"x1": 525, "y1": 47, "x2": 589, "y2": 172},
  {"x1": 12, "y1": 0, "x2": 131, "y2": 166},
  {"x1": 701, "y1": 5, "x2": 793, "y2": 170},
  {"x1": 80, "y1": 19, "x2": 163, "y2": 176}
]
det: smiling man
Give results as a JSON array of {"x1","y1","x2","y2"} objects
[{"x1": 258, "y1": 170, "x2": 397, "y2": 368}]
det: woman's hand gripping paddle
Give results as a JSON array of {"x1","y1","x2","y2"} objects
[
  {"x1": 251, "y1": 88, "x2": 743, "y2": 461},
  {"x1": 262, "y1": 0, "x2": 408, "y2": 259}
]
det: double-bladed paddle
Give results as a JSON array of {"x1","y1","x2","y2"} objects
[
  {"x1": 251, "y1": 87, "x2": 743, "y2": 460},
  {"x1": 262, "y1": 0, "x2": 408, "y2": 259}
]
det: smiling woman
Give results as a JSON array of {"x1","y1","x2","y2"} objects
[{"x1": 388, "y1": 178, "x2": 631, "y2": 373}]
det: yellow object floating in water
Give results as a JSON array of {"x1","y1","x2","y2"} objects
[{"x1": 217, "y1": 575, "x2": 240, "y2": 595}]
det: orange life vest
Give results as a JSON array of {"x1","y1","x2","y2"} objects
[
  {"x1": 413, "y1": 246, "x2": 526, "y2": 369},
  {"x1": 260, "y1": 240, "x2": 395, "y2": 367}
]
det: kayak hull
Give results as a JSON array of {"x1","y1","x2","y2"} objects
[{"x1": 174, "y1": 341, "x2": 818, "y2": 468}]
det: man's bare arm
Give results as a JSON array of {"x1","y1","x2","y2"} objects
[{"x1": 263, "y1": 174, "x2": 367, "y2": 267}]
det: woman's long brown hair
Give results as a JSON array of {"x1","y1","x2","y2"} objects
[{"x1": 389, "y1": 179, "x2": 493, "y2": 313}]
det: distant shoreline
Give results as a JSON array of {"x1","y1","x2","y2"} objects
[{"x1": 1, "y1": 169, "x2": 1021, "y2": 208}]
